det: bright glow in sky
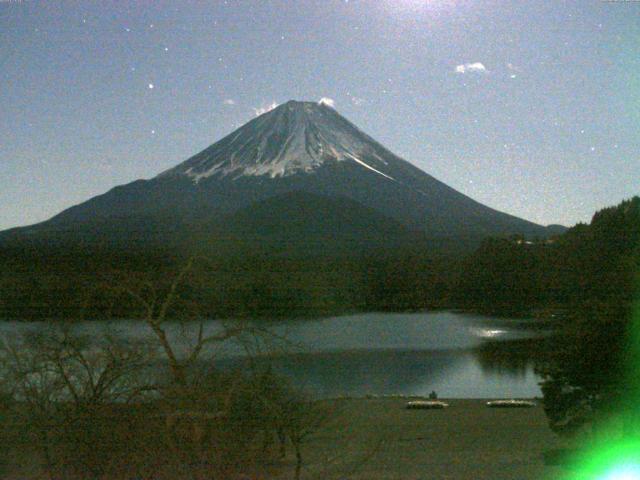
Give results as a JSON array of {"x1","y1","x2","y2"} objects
[{"x1": 1, "y1": 0, "x2": 639, "y2": 230}]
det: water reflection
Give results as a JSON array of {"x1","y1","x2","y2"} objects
[
  {"x1": 218, "y1": 344, "x2": 545, "y2": 399},
  {"x1": 0, "y1": 312, "x2": 551, "y2": 399},
  {"x1": 218, "y1": 349, "x2": 465, "y2": 398},
  {"x1": 472, "y1": 337, "x2": 552, "y2": 378}
]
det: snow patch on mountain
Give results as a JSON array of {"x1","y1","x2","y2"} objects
[
  {"x1": 344, "y1": 153, "x2": 395, "y2": 181},
  {"x1": 158, "y1": 100, "x2": 396, "y2": 183}
]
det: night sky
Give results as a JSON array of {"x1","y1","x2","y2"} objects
[{"x1": 1, "y1": 0, "x2": 638, "y2": 231}]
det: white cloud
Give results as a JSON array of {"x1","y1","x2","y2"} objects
[
  {"x1": 253, "y1": 101, "x2": 279, "y2": 116},
  {"x1": 223, "y1": 99, "x2": 236, "y2": 105},
  {"x1": 454, "y1": 62, "x2": 488, "y2": 74},
  {"x1": 318, "y1": 97, "x2": 336, "y2": 107}
]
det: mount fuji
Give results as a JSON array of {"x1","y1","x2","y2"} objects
[{"x1": 1, "y1": 100, "x2": 559, "y2": 252}]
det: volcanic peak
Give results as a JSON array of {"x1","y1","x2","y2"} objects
[{"x1": 158, "y1": 100, "x2": 396, "y2": 182}]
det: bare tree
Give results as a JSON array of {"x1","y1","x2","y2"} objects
[
  {"x1": 282, "y1": 394, "x2": 331, "y2": 480},
  {"x1": 0, "y1": 257, "x2": 339, "y2": 479},
  {"x1": 116, "y1": 258, "x2": 250, "y2": 386},
  {"x1": 105, "y1": 257, "x2": 331, "y2": 479},
  {"x1": 0, "y1": 324, "x2": 155, "y2": 479},
  {"x1": 0, "y1": 335, "x2": 63, "y2": 478},
  {"x1": 112, "y1": 258, "x2": 283, "y2": 478}
]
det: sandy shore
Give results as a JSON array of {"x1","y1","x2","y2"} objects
[{"x1": 283, "y1": 397, "x2": 565, "y2": 480}]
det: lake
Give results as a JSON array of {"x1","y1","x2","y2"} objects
[{"x1": 0, "y1": 311, "x2": 548, "y2": 399}]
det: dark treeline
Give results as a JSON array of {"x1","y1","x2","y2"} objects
[
  {"x1": 0, "y1": 243, "x2": 455, "y2": 321},
  {"x1": 533, "y1": 197, "x2": 640, "y2": 435},
  {"x1": 454, "y1": 196, "x2": 639, "y2": 317},
  {"x1": 1, "y1": 197, "x2": 637, "y2": 323}
]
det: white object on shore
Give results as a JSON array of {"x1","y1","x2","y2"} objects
[
  {"x1": 405, "y1": 400, "x2": 449, "y2": 410},
  {"x1": 486, "y1": 400, "x2": 536, "y2": 408}
]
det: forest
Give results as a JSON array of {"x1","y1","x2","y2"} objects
[
  {"x1": 0, "y1": 196, "x2": 638, "y2": 468},
  {"x1": 0, "y1": 197, "x2": 637, "y2": 324}
]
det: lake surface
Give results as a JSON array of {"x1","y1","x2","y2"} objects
[{"x1": 0, "y1": 312, "x2": 547, "y2": 399}]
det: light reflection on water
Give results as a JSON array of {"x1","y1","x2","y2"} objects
[{"x1": 469, "y1": 327, "x2": 509, "y2": 339}]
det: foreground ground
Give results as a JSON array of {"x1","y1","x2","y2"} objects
[
  {"x1": 3, "y1": 397, "x2": 565, "y2": 480},
  {"x1": 286, "y1": 397, "x2": 564, "y2": 480}
]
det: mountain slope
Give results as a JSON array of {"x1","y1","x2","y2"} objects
[{"x1": 189, "y1": 191, "x2": 423, "y2": 257}]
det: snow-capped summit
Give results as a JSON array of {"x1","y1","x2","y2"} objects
[{"x1": 159, "y1": 100, "x2": 395, "y2": 182}]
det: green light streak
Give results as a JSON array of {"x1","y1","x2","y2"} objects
[
  {"x1": 565, "y1": 438, "x2": 640, "y2": 479},
  {"x1": 624, "y1": 299, "x2": 640, "y2": 431},
  {"x1": 561, "y1": 286, "x2": 640, "y2": 479}
]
